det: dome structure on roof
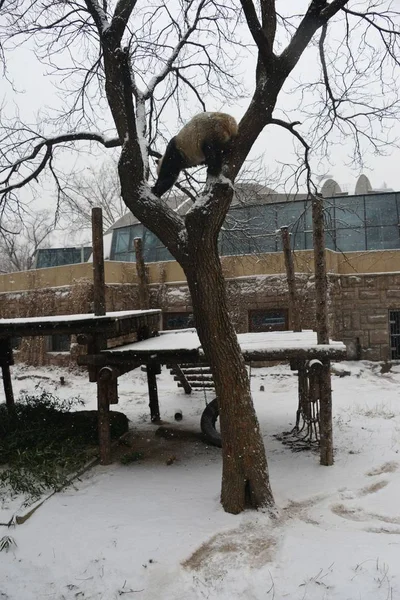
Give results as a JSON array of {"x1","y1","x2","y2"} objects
[
  {"x1": 320, "y1": 178, "x2": 342, "y2": 197},
  {"x1": 355, "y1": 174, "x2": 372, "y2": 195}
]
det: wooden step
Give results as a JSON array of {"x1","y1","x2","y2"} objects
[
  {"x1": 178, "y1": 382, "x2": 215, "y2": 389},
  {"x1": 174, "y1": 374, "x2": 214, "y2": 382}
]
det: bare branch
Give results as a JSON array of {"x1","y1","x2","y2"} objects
[{"x1": 0, "y1": 131, "x2": 120, "y2": 199}]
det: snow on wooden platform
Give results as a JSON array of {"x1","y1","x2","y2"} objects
[
  {"x1": 108, "y1": 328, "x2": 346, "y2": 357},
  {"x1": 0, "y1": 309, "x2": 161, "y2": 327}
]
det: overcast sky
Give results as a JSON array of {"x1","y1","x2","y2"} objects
[{"x1": 2, "y1": 0, "x2": 400, "y2": 245}]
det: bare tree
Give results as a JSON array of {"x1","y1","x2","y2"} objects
[
  {"x1": 0, "y1": 211, "x2": 54, "y2": 273},
  {"x1": 60, "y1": 160, "x2": 127, "y2": 233},
  {"x1": 0, "y1": 1, "x2": 399, "y2": 514}
]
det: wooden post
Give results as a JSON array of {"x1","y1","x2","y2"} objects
[
  {"x1": 2, "y1": 363, "x2": 15, "y2": 409},
  {"x1": 319, "y1": 360, "x2": 333, "y2": 466},
  {"x1": 134, "y1": 237, "x2": 150, "y2": 309},
  {"x1": 312, "y1": 196, "x2": 329, "y2": 344},
  {"x1": 91, "y1": 207, "x2": 106, "y2": 317},
  {"x1": 146, "y1": 364, "x2": 161, "y2": 422},
  {"x1": 97, "y1": 367, "x2": 113, "y2": 465},
  {"x1": 281, "y1": 226, "x2": 301, "y2": 332},
  {"x1": 1, "y1": 339, "x2": 15, "y2": 410},
  {"x1": 312, "y1": 195, "x2": 333, "y2": 465}
]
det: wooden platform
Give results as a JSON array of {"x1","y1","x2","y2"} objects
[{"x1": 78, "y1": 328, "x2": 347, "y2": 366}]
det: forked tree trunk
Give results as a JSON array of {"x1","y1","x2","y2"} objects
[{"x1": 184, "y1": 239, "x2": 275, "y2": 514}]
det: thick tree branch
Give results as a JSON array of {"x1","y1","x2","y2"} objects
[
  {"x1": 108, "y1": 0, "x2": 138, "y2": 43},
  {"x1": 240, "y1": 0, "x2": 276, "y2": 70},
  {"x1": 83, "y1": 0, "x2": 110, "y2": 34},
  {"x1": 279, "y1": 0, "x2": 349, "y2": 77}
]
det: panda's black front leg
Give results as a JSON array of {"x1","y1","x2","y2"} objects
[{"x1": 202, "y1": 143, "x2": 224, "y2": 178}]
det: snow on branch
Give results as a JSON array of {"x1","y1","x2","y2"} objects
[{"x1": 83, "y1": 0, "x2": 110, "y2": 34}]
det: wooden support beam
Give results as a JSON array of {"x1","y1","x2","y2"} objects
[
  {"x1": 281, "y1": 226, "x2": 301, "y2": 332},
  {"x1": 98, "y1": 366, "x2": 120, "y2": 404},
  {"x1": 318, "y1": 359, "x2": 333, "y2": 466},
  {"x1": 146, "y1": 364, "x2": 161, "y2": 422},
  {"x1": 311, "y1": 196, "x2": 333, "y2": 464},
  {"x1": 97, "y1": 367, "x2": 113, "y2": 465},
  {"x1": 172, "y1": 364, "x2": 192, "y2": 394},
  {"x1": 312, "y1": 196, "x2": 329, "y2": 344},
  {"x1": 134, "y1": 237, "x2": 150, "y2": 309},
  {"x1": 92, "y1": 207, "x2": 106, "y2": 317},
  {"x1": 2, "y1": 363, "x2": 15, "y2": 409}
]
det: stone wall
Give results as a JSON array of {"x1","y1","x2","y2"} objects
[
  {"x1": 0, "y1": 281, "x2": 140, "y2": 367},
  {"x1": 333, "y1": 273, "x2": 400, "y2": 361},
  {"x1": 1, "y1": 269, "x2": 397, "y2": 366}
]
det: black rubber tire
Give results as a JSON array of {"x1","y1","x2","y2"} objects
[{"x1": 200, "y1": 398, "x2": 222, "y2": 447}]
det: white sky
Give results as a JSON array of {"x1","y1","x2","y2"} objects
[{"x1": 2, "y1": 0, "x2": 400, "y2": 246}]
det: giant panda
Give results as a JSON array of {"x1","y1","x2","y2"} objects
[{"x1": 152, "y1": 112, "x2": 238, "y2": 197}]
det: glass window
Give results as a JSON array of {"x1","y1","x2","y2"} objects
[
  {"x1": 47, "y1": 334, "x2": 70, "y2": 352},
  {"x1": 334, "y1": 197, "x2": 365, "y2": 228},
  {"x1": 155, "y1": 246, "x2": 174, "y2": 262},
  {"x1": 114, "y1": 227, "x2": 132, "y2": 254},
  {"x1": 219, "y1": 229, "x2": 251, "y2": 256},
  {"x1": 11, "y1": 336, "x2": 22, "y2": 350},
  {"x1": 367, "y1": 226, "x2": 400, "y2": 250},
  {"x1": 163, "y1": 312, "x2": 193, "y2": 330},
  {"x1": 249, "y1": 309, "x2": 288, "y2": 332},
  {"x1": 277, "y1": 201, "x2": 305, "y2": 230},
  {"x1": 335, "y1": 228, "x2": 366, "y2": 251},
  {"x1": 365, "y1": 195, "x2": 398, "y2": 227}
]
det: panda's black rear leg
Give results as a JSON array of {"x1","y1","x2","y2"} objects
[
  {"x1": 152, "y1": 170, "x2": 180, "y2": 197},
  {"x1": 152, "y1": 140, "x2": 185, "y2": 197},
  {"x1": 202, "y1": 143, "x2": 224, "y2": 178}
]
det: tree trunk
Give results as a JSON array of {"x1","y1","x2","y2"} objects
[{"x1": 184, "y1": 239, "x2": 275, "y2": 514}]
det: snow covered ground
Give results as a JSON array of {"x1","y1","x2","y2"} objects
[{"x1": 1, "y1": 360, "x2": 400, "y2": 600}]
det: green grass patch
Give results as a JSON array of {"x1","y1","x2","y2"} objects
[{"x1": 0, "y1": 391, "x2": 128, "y2": 502}]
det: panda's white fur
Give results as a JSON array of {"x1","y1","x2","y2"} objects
[{"x1": 153, "y1": 112, "x2": 238, "y2": 197}]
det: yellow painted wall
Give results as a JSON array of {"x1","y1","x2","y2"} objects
[{"x1": 1, "y1": 249, "x2": 400, "y2": 293}]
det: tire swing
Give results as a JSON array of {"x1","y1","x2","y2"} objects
[{"x1": 200, "y1": 397, "x2": 222, "y2": 447}]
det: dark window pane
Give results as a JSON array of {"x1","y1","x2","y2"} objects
[
  {"x1": 334, "y1": 197, "x2": 365, "y2": 228},
  {"x1": 365, "y1": 195, "x2": 398, "y2": 227},
  {"x1": 367, "y1": 226, "x2": 400, "y2": 250},
  {"x1": 247, "y1": 204, "x2": 278, "y2": 231},
  {"x1": 250, "y1": 234, "x2": 278, "y2": 253},
  {"x1": 48, "y1": 334, "x2": 70, "y2": 352},
  {"x1": 292, "y1": 231, "x2": 306, "y2": 250},
  {"x1": 11, "y1": 336, "x2": 22, "y2": 350},
  {"x1": 276, "y1": 201, "x2": 305, "y2": 230},
  {"x1": 249, "y1": 309, "x2": 288, "y2": 332},
  {"x1": 336, "y1": 228, "x2": 366, "y2": 251},
  {"x1": 245, "y1": 204, "x2": 278, "y2": 253},
  {"x1": 155, "y1": 246, "x2": 174, "y2": 262},
  {"x1": 163, "y1": 312, "x2": 192, "y2": 330},
  {"x1": 219, "y1": 230, "x2": 251, "y2": 256},
  {"x1": 114, "y1": 228, "x2": 132, "y2": 254}
]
